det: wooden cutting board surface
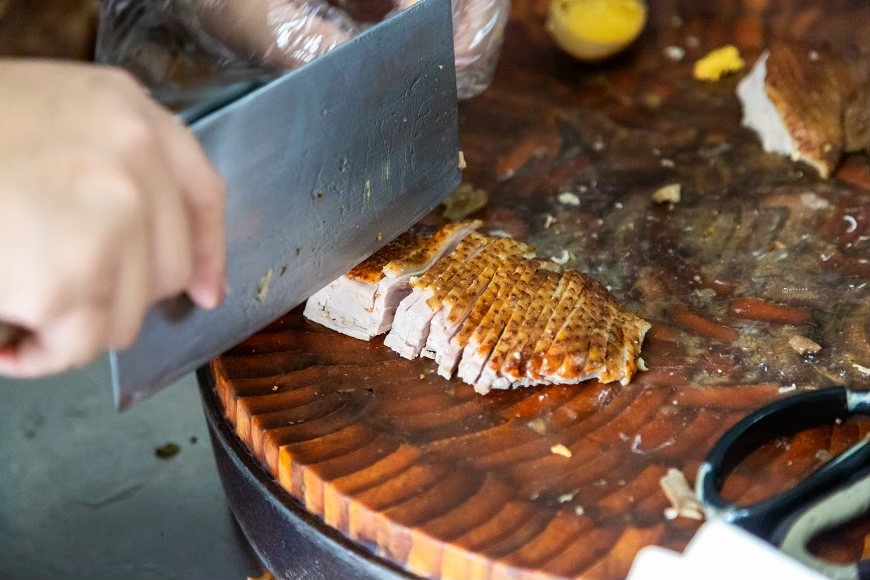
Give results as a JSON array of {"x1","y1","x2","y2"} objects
[{"x1": 211, "y1": 1, "x2": 870, "y2": 578}]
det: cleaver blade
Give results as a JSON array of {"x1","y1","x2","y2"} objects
[{"x1": 110, "y1": 0, "x2": 460, "y2": 410}]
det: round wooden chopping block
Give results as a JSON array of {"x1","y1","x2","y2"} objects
[{"x1": 209, "y1": 0, "x2": 870, "y2": 577}]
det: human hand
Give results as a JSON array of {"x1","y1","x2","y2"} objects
[
  {"x1": 190, "y1": 0, "x2": 510, "y2": 98},
  {"x1": 0, "y1": 59, "x2": 226, "y2": 377}
]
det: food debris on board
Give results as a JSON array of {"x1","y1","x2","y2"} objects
[
  {"x1": 789, "y1": 335, "x2": 821, "y2": 355},
  {"x1": 558, "y1": 192, "x2": 581, "y2": 206},
  {"x1": 660, "y1": 468, "x2": 706, "y2": 520},
  {"x1": 693, "y1": 45, "x2": 745, "y2": 81},
  {"x1": 547, "y1": 0, "x2": 648, "y2": 61},
  {"x1": 737, "y1": 41, "x2": 870, "y2": 178},
  {"x1": 155, "y1": 442, "x2": 180, "y2": 460},
  {"x1": 442, "y1": 183, "x2": 489, "y2": 220},
  {"x1": 305, "y1": 222, "x2": 650, "y2": 395},
  {"x1": 458, "y1": 150, "x2": 467, "y2": 169},
  {"x1": 651, "y1": 183, "x2": 681, "y2": 205},
  {"x1": 550, "y1": 444, "x2": 573, "y2": 458},
  {"x1": 257, "y1": 268, "x2": 274, "y2": 302},
  {"x1": 551, "y1": 250, "x2": 572, "y2": 265},
  {"x1": 664, "y1": 45, "x2": 685, "y2": 61}
]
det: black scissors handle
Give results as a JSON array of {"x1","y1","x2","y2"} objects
[{"x1": 697, "y1": 386, "x2": 870, "y2": 539}]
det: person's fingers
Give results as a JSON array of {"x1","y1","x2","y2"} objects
[
  {"x1": 452, "y1": 0, "x2": 506, "y2": 66},
  {"x1": 105, "y1": 193, "x2": 153, "y2": 350},
  {"x1": 124, "y1": 139, "x2": 193, "y2": 303},
  {"x1": 264, "y1": 0, "x2": 359, "y2": 68},
  {"x1": 0, "y1": 308, "x2": 111, "y2": 378},
  {"x1": 150, "y1": 111, "x2": 227, "y2": 310}
]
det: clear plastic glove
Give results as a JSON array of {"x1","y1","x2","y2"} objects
[
  {"x1": 0, "y1": 60, "x2": 226, "y2": 377},
  {"x1": 98, "y1": 0, "x2": 510, "y2": 101}
]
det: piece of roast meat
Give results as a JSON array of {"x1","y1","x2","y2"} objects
[{"x1": 303, "y1": 220, "x2": 481, "y2": 340}]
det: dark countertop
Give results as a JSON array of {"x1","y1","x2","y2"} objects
[{"x1": 0, "y1": 361, "x2": 262, "y2": 580}]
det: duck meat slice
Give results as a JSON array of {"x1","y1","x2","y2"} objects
[
  {"x1": 384, "y1": 232, "x2": 490, "y2": 357},
  {"x1": 497, "y1": 270, "x2": 563, "y2": 384},
  {"x1": 525, "y1": 271, "x2": 591, "y2": 382},
  {"x1": 303, "y1": 220, "x2": 481, "y2": 340},
  {"x1": 424, "y1": 238, "x2": 534, "y2": 369},
  {"x1": 457, "y1": 261, "x2": 536, "y2": 391},
  {"x1": 475, "y1": 267, "x2": 552, "y2": 393},
  {"x1": 557, "y1": 279, "x2": 624, "y2": 382},
  {"x1": 737, "y1": 41, "x2": 870, "y2": 178}
]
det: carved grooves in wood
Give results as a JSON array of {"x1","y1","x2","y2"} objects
[{"x1": 214, "y1": 322, "x2": 735, "y2": 580}]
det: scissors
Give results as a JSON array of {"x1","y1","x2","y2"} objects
[{"x1": 696, "y1": 386, "x2": 870, "y2": 580}]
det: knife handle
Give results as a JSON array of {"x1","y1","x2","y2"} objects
[{"x1": 0, "y1": 322, "x2": 27, "y2": 350}]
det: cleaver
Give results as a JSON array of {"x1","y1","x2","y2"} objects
[{"x1": 0, "y1": 0, "x2": 461, "y2": 409}]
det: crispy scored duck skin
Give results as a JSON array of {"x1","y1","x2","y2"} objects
[
  {"x1": 305, "y1": 225, "x2": 650, "y2": 392},
  {"x1": 385, "y1": 231, "x2": 492, "y2": 357},
  {"x1": 303, "y1": 220, "x2": 482, "y2": 340}
]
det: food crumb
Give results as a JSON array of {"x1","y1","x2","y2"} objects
[
  {"x1": 574, "y1": 505, "x2": 585, "y2": 516},
  {"x1": 458, "y1": 150, "x2": 467, "y2": 169},
  {"x1": 844, "y1": 215, "x2": 858, "y2": 233},
  {"x1": 419, "y1": 374, "x2": 426, "y2": 379},
  {"x1": 558, "y1": 192, "x2": 581, "y2": 206},
  {"x1": 660, "y1": 158, "x2": 676, "y2": 168},
  {"x1": 376, "y1": 232, "x2": 383, "y2": 241},
  {"x1": 816, "y1": 449, "x2": 833, "y2": 463},
  {"x1": 544, "y1": 214, "x2": 557, "y2": 229},
  {"x1": 789, "y1": 335, "x2": 821, "y2": 355},
  {"x1": 257, "y1": 268, "x2": 274, "y2": 302},
  {"x1": 551, "y1": 250, "x2": 571, "y2": 265},
  {"x1": 551, "y1": 444, "x2": 572, "y2": 458},
  {"x1": 442, "y1": 183, "x2": 488, "y2": 220},
  {"x1": 652, "y1": 184, "x2": 681, "y2": 204},
  {"x1": 664, "y1": 45, "x2": 685, "y2": 61},
  {"x1": 527, "y1": 418, "x2": 547, "y2": 434},
  {"x1": 155, "y1": 442, "x2": 180, "y2": 460},
  {"x1": 189, "y1": 436, "x2": 198, "y2": 445},
  {"x1": 853, "y1": 363, "x2": 870, "y2": 376},
  {"x1": 778, "y1": 384, "x2": 797, "y2": 394},
  {"x1": 693, "y1": 45, "x2": 745, "y2": 81},
  {"x1": 659, "y1": 468, "x2": 705, "y2": 520},
  {"x1": 558, "y1": 492, "x2": 575, "y2": 503},
  {"x1": 272, "y1": 385, "x2": 279, "y2": 391}
]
